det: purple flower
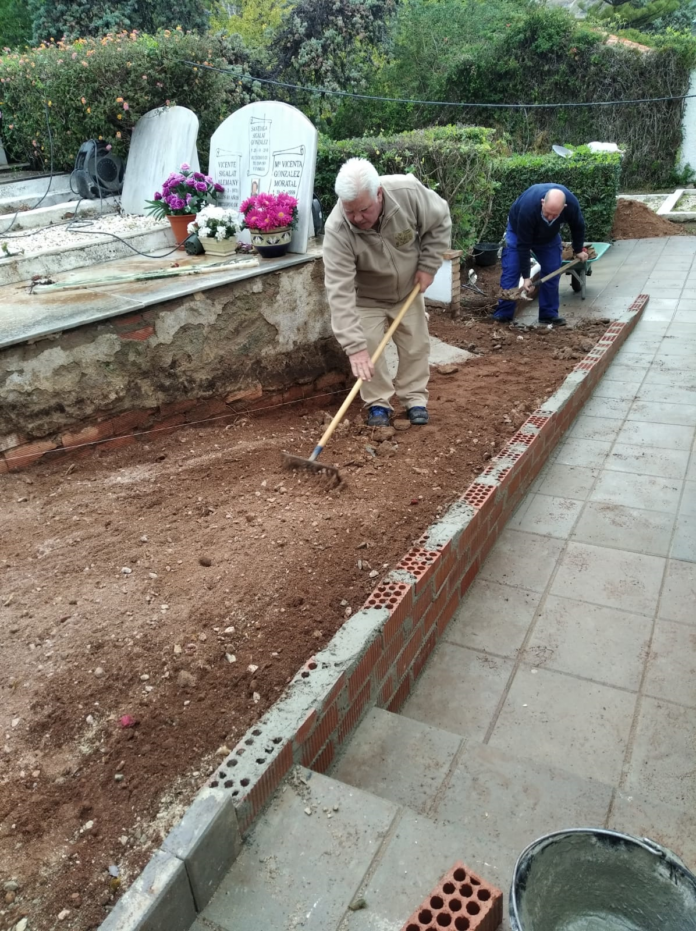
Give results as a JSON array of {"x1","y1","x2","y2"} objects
[
  {"x1": 153, "y1": 191, "x2": 162, "y2": 201},
  {"x1": 186, "y1": 193, "x2": 192, "y2": 204},
  {"x1": 180, "y1": 162, "x2": 191, "y2": 171},
  {"x1": 193, "y1": 171, "x2": 204, "y2": 181},
  {"x1": 195, "y1": 181, "x2": 207, "y2": 192},
  {"x1": 185, "y1": 177, "x2": 196, "y2": 187},
  {"x1": 169, "y1": 196, "x2": 185, "y2": 211},
  {"x1": 214, "y1": 182, "x2": 224, "y2": 193}
]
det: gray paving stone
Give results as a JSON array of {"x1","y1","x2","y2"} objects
[
  {"x1": 550, "y1": 541, "x2": 665, "y2": 616},
  {"x1": 340, "y1": 807, "x2": 514, "y2": 931},
  {"x1": 201, "y1": 767, "x2": 397, "y2": 931},
  {"x1": 592, "y1": 379, "x2": 642, "y2": 400},
  {"x1": 524, "y1": 594, "x2": 651, "y2": 691},
  {"x1": 531, "y1": 463, "x2": 599, "y2": 500},
  {"x1": 433, "y1": 743, "x2": 613, "y2": 857},
  {"x1": 490, "y1": 666, "x2": 636, "y2": 785},
  {"x1": 508, "y1": 493, "x2": 583, "y2": 539},
  {"x1": 603, "y1": 443, "x2": 690, "y2": 481},
  {"x1": 568, "y1": 415, "x2": 625, "y2": 442},
  {"x1": 401, "y1": 643, "x2": 512, "y2": 740},
  {"x1": 591, "y1": 469, "x2": 683, "y2": 510},
  {"x1": 639, "y1": 383, "x2": 696, "y2": 404},
  {"x1": 627, "y1": 400, "x2": 696, "y2": 426},
  {"x1": 659, "y1": 559, "x2": 696, "y2": 623},
  {"x1": 581, "y1": 395, "x2": 634, "y2": 419},
  {"x1": 479, "y1": 529, "x2": 565, "y2": 593},
  {"x1": 446, "y1": 579, "x2": 541, "y2": 657},
  {"x1": 609, "y1": 790, "x2": 696, "y2": 872},
  {"x1": 331, "y1": 708, "x2": 461, "y2": 815},
  {"x1": 616, "y1": 420, "x2": 695, "y2": 451},
  {"x1": 671, "y1": 480, "x2": 696, "y2": 562},
  {"x1": 553, "y1": 438, "x2": 612, "y2": 469},
  {"x1": 624, "y1": 697, "x2": 696, "y2": 808},
  {"x1": 644, "y1": 619, "x2": 696, "y2": 709},
  {"x1": 162, "y1": 787, "x2": 242, "y2": 911},
  {"x1": 572, "y1": 501, "x2": 675, "y2": 557}
]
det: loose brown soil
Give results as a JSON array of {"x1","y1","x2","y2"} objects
[
  {"x1": 0, "y1": 311, "x2": 610, "y2": 931},
  {"x1": 611, "y1": 197, "x2": 687, "y2": 240}
]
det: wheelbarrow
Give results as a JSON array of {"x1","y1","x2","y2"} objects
[{"x1": 532, "y1": 241, "x2": 611, "y2": 301}]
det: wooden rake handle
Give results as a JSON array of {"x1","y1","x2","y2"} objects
[{"x1": 310, "y1": 284, "x2": 421, "y2": 461}]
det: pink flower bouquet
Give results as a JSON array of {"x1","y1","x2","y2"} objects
[
  {"x1": 239, "y1": 192, "x2": 299, "y2": 232},
  {"x1": 145, "y1": 163, "x2": 224, "y2": 218}
]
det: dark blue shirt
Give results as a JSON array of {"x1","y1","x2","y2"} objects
[{"x1": 508, "y1": 183, "x2": 586, "y2": 278}]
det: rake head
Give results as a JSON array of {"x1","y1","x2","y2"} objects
[{"x1": 281, "y1": 451, "x2": 342, "y2": 487}]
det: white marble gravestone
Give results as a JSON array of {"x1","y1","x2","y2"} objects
[
  {"x1": 121, "y1": 106, "x2": 200, "y2": 216},
  {"x1": 209, "y1": 101, "x2": 318, "y2": 254}
]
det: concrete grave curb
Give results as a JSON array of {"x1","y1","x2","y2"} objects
[{"x1": 98, "y1": 297, "x2": 648, "y2": 929}]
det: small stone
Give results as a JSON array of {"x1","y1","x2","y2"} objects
[
  {"x1": 344, "y1": 606, "x2": 352, "y2": 618},
  {"x1": 304, "y1": 807, "x2": 312, "y2": 815},
  {"x1": 225, "y1": 653, "x2": 236, "y2": 664},
  {"x1": 356, "y1": 542, "x2": 368, "y2": 549},
  {"x1": 120, "y1": 836, "x2": 128, "y2": 846},
  {"x1": 437, "y1": 363, "x2": 459, "y2": 375},
  {"x1": 9, "y1": 625, "x2": 19, "y2": 634},
  {"x1": 140, "y1": 674, "x2": 150, "y2": 681},
  {"x1": 16, "y1": 919, "x2": 28, "y2": 931},
  {"x1": 177, "y1": 670, "x2": 196, "y2": 689},
  {"x1": 216, "y1": 745, "x2": 231, "y2": 756},
  {"x1": 121, "y1": 567, "x2": 132, "y2": 575},
  {"x1": 114, "y1": 774, "x2": 124, "y2": 782},
  {"x1": 252, "y1": 692, "x2": 260, "y2": 703},
  {"x1": 5, "y1": 891, "x2": 15, "y2": 904},
  {"x1": 333, "y1": 804, "x2": 339, "y2": 811},
  {"x1": 4, "y1": 881, "x2": 20, "y2": 893},
  {"x1": 348, "y1": 897, "x2": 367, "y2": 912},
  {"x1": 94, "y1": 668, "x2": 104, "y2": 677},
  {"x1": 313, "y1": 630, "x2": 322, "y2": 640},
  {"x1": 11, "y1": 717, "x2": 20, "y2": 728},
  {"x1": 140, "y1": 535, "x2": 148, "y2": 543},
  {"x1": 247, "y1": 664, "x2": 258, "y2": 674},
  {"x1": 372, "y1": 425, "x2": 395, "y2": 441},
  {"x1": 368, "y1": 570, "x2": 379, "y2": 578},
  {"x1": 393, "y1": 420, "x2": 411, "y2": 431},
  {"x1": 198, "y1": 632, "x2": 207, "y2": 642},
  {"x1": 199, "y1": 556, "x2": 212, "y2": 567},
  {"x1": 173, "y1": 644, "x2": 182, "y2": 655},
  {"x1": 58, "y1": 908, "x2": 70, "y2": 920},
  {"x1": 71, "y1": 893, "x2": 82, "y2": 905},
  {"x1": 85, "y1": 714, "x2": 95, "y2": 726}
]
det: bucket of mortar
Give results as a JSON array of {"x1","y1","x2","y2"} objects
[{"x1": 509, "y1": 828, "x2": 696, "y2": 931}]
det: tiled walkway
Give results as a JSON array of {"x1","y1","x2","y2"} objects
[{"x1": 194, "y1": 236, "x2": 696, "y2": 931}]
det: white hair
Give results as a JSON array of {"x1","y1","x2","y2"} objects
[{"x1": 335, "y1": 158, "x2": 380, "y2": 202}]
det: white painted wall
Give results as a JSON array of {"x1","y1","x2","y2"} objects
[
  {"x1": 424, "y1": 258, "x2": 453, "y2": 303},
  {"x1": 679, "y1": 70, "x2": 696, "y2": 176}
]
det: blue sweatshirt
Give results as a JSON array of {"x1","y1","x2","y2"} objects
[{"x1": 508, "y1": 183, "x2": 586, "y2": 279}]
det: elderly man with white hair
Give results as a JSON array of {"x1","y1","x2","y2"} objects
[
  {"x1": 323, "y1": 158, "x2": 451, "y2": 427},
  {"x1": 492, "y1": 183, "x2": 588, "y2": 327}
]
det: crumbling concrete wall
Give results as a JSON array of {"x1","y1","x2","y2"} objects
[{"x1": 0, "y1": 258, "x2": 346, "y2": 440}]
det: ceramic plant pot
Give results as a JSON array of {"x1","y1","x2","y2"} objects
[
  {"x1": 168, "y1": 213, "x2": 193, "y2": 250},
  {"x1": 199, "y1": 235, "x2": 238, "y2": 257},
  {"x1": 250, "y1": 227, "x2": 292, "y2": 258}
]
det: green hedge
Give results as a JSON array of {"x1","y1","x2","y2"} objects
[
  {"x1": 0, "y1": 30, "x2": 261, "y2": 171},
  {"x1": 317, "y1": 125, "x2": 508, "y2": 249},
  {"x1": 317, "y1": 131, "x2": 620, "y2": 249},
  {"x1": 486, "y1": 148, "x2": 622, "y2": 243}
]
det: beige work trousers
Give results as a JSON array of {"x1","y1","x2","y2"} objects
[{"x1": 357, "y1": 293, "x2": 430, "y2": 410}]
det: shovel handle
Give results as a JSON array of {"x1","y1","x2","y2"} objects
[
  {"x1": 310, "y1": 284, "x2": 422, "y2": 460},
  {"x1": 536, "y1": 258, "x2": 581, "y2": 285}
]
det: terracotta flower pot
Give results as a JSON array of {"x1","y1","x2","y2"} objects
[
  {"x1": 250, "y1": 227, "x2": 292, "y2": 258},
  {"x1": 167, "y1": 213, "x2": 193, "y2": 250}
]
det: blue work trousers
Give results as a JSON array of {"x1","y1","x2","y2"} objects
[{"x1": 494, "y1": 223, "x2": 562, "y2": 321}]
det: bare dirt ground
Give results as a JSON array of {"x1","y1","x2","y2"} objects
[
  {"x1": 0, "y1": 288, "x2": 611, "y2": 929},
  {"x1": 611, "y1": 197, "x2": 688, "y2": 239}
]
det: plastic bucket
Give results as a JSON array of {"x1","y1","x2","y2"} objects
[
  {"x1": 472, "y1": 241, "x2": 500, "y2": 267},
  {"x1": 510, "y1": 829, "x2": 696, "y2": 931}
]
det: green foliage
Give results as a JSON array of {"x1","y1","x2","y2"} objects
[
  {"x1": 485, "y1": 148, "x2": 623, "y2": 243},
  {"x1": 208, "y1": 0, "x2": 289, "y2": 48},
  {"x1": 588, "y1": 0, "x2": 694, "y2": 34},
  {"x1": 317, "y1": 124, "x2": 507, "y2": 249},
  {"x1": 328, "y1": 0, "x2": 696, "y2": 188},
  {"x1": 29, "y1": 0, "x2": 209, "y2": 44},
  {"x1": 0, "y1": 0, "x2": 32, "y2": 49},
  {"x1": 0, "y1": 30, "x2": 262, "y2": 170}
]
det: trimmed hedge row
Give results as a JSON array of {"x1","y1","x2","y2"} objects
[{"x1": 317, "y1": 131, "x2": 621, "y2": 249}]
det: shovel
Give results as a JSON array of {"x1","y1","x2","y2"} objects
[
  {"x1": 500, "y1": 258, "x2": 581, "y2": 302},
  {"x1": 282, "y1": 284, "x2": 421, "y2": 483}
]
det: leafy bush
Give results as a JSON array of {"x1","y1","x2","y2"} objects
[
  {"x1": 0, "y1": 29, "x2": 262, "y2": 171},
  {"x1": 486, "y1": 148, "x2": 623, "y2": 243},
  {"x1": 317, "y1": 125, "x2": 506, "y2": 249},
  {"x1": 29, "y1": 0, "x2": 209, "y2": 44}
]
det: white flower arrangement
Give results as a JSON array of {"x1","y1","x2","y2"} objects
[{"x1": 187, "y1": 205, "x2": 241, "y2": 241}]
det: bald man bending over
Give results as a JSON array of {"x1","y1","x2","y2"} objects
[{"x1": 492, "y1": 183, "x2": 588, "y2": 327}]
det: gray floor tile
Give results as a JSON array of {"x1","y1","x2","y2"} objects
[
  {"x1": 581, "y1": 396, "x2": 634, "y2": 419},
  {"x1": 550, "y1": 542, "x2": 665, "y2": 616},
  {"x1": 532, "y1": 463, "x2": 599, "y2": 500},
  {"x1": 605, "y1": 443, "x2": 690, "y2": 480},
  {"x1": 342, "y1": 807, "x2": 514, "y2": 931},
  {"x1": 572, "y1": 501, "x2": 675, "y2": 557},
  {"x1": 479, "y1": 530, "x2": 565, "y2": 593},
  {"x1": 688, "y1": 453, "x2": 696, "y2": 482},
  {"x1": 609, "y1": 790, "x2": 696, "y2": 872},
  {"x1": 331, "y1": 709, "x2": 461, "y2": 815},
  {"x1": 654, "y1": 338, "x2": 696, "y2": 356},
  {"x1": 616, "y1": 421, "x2": 695, "y2": 451},
  {"x1": 508, "y1": 493, "x2": 583, "y2": 539},
  {"x1": 659, "y1": 559, "x2": 696, "y2": 624},
  {"x1": 638, "y1": 383, "x2": 696, "y2": 404},
  {"x1": 677, "y1": 299, "x2": 696, "y2": 311},
  {"x1": 568, "y1": 415, "x2": 625, "y2": 442},
  {"x1": 624, "y1": 697, "x2": 696, "y2": 807},
  {"x1": 674, "y1": 310, "x2": 696, "y2": 323},
  {"x1": 434, "y1": 744, "x2": 613, "y2": 858},
  {"x1": 490, "y1": 666, "x2": 636, "y2": 784},
  {"x1": 627, "y1": 400, "x2": 696, "y2": 426},
  {"x1": 202, "y1": 768, "x2": 397, "y2": 931},
  {"x1": 401, "y1": 643, "x2": 512, "y2": 740},
  {"x1": 644, "y1": 620, "x2": 696, "y2": 709},
  {"x1": 592, "y1": 379, "x2": 642, "y2": 400},
  {"x1": 591, "y1": 468, "x2": 684, "y2": 509},
  {"x1": 524, "y1": 594, "x2": 651, "y2": 690},
  {"x1": 554, "y1": 438, "x2": 612, "y2": 469},
  {"x1": 671, "y1": 481, "x2": 696, "y2": 562},
  {"x1": 447, "y1": 579, "x2": 541, "y2": 657}
]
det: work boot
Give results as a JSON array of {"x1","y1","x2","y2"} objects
[
  {"x1": 484, "y1": 315, "x2": 513, "y2": 324},
  {"x1": 539, "y1": 316, "x2": 567, "y2": 327},
  {"x1": 367, "y1": 405, "x2": 391, "y2": 427},
  {"x1": 407, "y1": 406, "x2": 429, "y2": 425}
]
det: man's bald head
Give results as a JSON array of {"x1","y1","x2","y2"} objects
[{"x1": 541, "y1": 188, "x2": 566, "y2": 222}]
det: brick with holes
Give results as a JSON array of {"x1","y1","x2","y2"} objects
[{"x1": 400, "y1": 861, "x2": 503, "y2": 931}]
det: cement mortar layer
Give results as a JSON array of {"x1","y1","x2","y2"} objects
[{"x1": 0, "y1": 260, "x2": 340, "y2": 438}]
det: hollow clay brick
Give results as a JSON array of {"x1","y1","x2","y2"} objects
[{"x1": 400, "y1": 861, "x2": 503, "y2": 931}]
